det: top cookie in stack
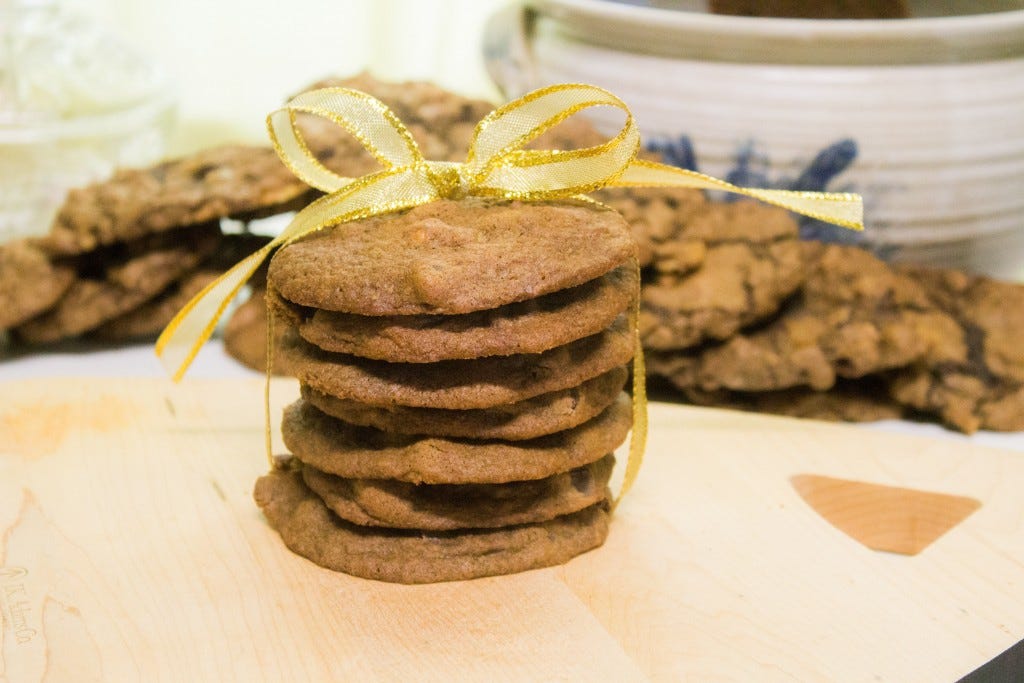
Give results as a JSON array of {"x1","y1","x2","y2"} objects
[{"x1": 255, "y1": 197, "x2": 639, "y2": 583}]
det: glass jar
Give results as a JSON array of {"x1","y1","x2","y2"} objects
[{"x1": 0, "y1": 0, "x2": 175, "y2": 240}]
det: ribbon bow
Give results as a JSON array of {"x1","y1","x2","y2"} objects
[{"x1": 156, "y1": 83, "x2": 862, "y2": 501}]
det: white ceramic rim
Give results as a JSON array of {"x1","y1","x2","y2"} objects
[{"x1": 531, "y1": 0, "x2": 1024, "y2": 64}]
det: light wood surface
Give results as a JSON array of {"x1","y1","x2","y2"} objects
[{"x1": 1, "y1": 378, "x2": 1023, "y2": 682}]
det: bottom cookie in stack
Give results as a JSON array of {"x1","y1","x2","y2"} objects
[
  {"x1": 256, "y1": 463, "x2": 613, "y2": 585},
  {"x1": 254, "y1": 197, "x2": 639, "y2": 582},
  {"x1": 258, "y1": 392, "x2": 626, "y2": 582}
]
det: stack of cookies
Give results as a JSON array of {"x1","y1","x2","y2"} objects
[
  {"x1": 0, "y1": 145, "x2": 312, "y2": 344},
  {"x1": 254, "y1": 197, "x2": 639, "y2": 583}
]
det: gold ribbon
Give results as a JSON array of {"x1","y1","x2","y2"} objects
[{"x1": 156, "y1": 83, "x2": 862, "y2": 504}]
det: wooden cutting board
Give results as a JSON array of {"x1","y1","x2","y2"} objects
[{"x1": 1, "y1": 378, "x2": 1023, "y2": 682}]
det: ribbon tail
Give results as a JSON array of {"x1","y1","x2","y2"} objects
[
  {"x1": 614, "y1": 259, "x2": 647, "y2": 509},
  {"x1": 156, "y1": 168, "x2": 440, "y2": 381},
  {"x1": 615, "y1": 159, "x2": 864, "y2": 231},
  {"x1": 618, "y1": 343, "x2": 647, "y2": 506},
  {"x1": 155, "y1": 243, "x2": 276, "y2": 381},
  {"x1": 267, "y1": 87, "x2": 425, "y2": 193}
]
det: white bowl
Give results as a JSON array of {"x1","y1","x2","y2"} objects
[{"x1": 484, "y1": 0, "x2": 1024, "y2": 279}]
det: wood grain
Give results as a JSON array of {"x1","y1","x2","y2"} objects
[
  {"x1": 1, "y1": 378, "x2": 1023, "y2": 682},
  {"x1": 791, "y1": 474, "x2": 982, "y2": 555}
]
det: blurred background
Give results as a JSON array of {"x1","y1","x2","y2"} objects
[
  {"x1": 5, "y1": 0, "x2": 1024, "y2": 277},
  {"x1": 0, "y1": 0, "x2": 505, "y2": 245},
  {"x1": 64, "y1": 0, "x2": 507, "y2": 153},
  {"x1": 3, "y1": 0, "x2": 1024, "y2": 441}
]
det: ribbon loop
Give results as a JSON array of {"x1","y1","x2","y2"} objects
[
  {"x1": 267, "y1": 87, "x2": 424, "y2": 193},
  {"x1": 465, "y1": 84, "x2": 639, "y2": 196}
]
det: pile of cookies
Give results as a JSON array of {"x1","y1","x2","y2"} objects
[
  {"x1": 634, "y1": 200, "x2": 1024, "y2": 434},
  {"x1": 0, "y1": 145, "x2": 311, "y2": 344},
  {"x1": 0, "y1": 71, "x2": 573, "y2": 355},
  {"x1": 253, "y1": 197, "x2": 639, "y2": 583}
]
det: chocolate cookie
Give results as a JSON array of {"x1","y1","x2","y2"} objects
[
  {"x1": 44, "y1": 145, "x2": 316, "y2": 255},
  {"x1": 282, "y1": 394, "x2": 631, "y2": 484},
  {"x1": 254, "y1": 465, "x2": 610, "y2": 584},
  {"x1": 302, "y1": 454, "x2": 614, "y2": 531},
  {"x1": 648, "y1": 243, "x2": 963, "y2": 393},
  {"x1": 15, "y1": 224, "x2": 222, "y2": 343},
  {"x1": 93, "y1": 269, "x2": 220, "y2": 341},
  {"x1": 301, "y1": 366, "x2": 628, "y2": 441},
  {"x1": 280, "y1": 314, "x2": 634, "y2": 409},
  {"x1": 0, "y1": 239, "x2": 74, "y2": 330},
  {"x1": 267, "y1": 198, "x2": 635, "y2": 315},
  {"x1": 637, "y1": 201, "x2": 807, "y2": 351},
  {"x1": 888, "y1": 265, "x2": 1024, "y2": 433},
  {"x1": 294, "y1": 73, "x2": 495, "y2": 177},
  {"x1": 277, "y1": 263, "x2": 636, "y2": 362}
]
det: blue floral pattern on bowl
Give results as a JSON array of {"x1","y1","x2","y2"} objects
[{"x1": 646, "y1": 135, "x2": 864, "y2": 245}]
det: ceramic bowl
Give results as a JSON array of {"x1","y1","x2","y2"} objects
[{"x1": 484, "y1": 0, "x2": 1024, "y2": 279}]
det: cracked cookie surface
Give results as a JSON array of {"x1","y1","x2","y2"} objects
[
  {"x1": 636, "y1": 202, "x2": 806, "y2": 351},
  {"x1": 594, "y1": 186, "x2": 707, "y2": 269},
  {"x1": 647, "y1": 243, "x2": 963, "y2": 393}
]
